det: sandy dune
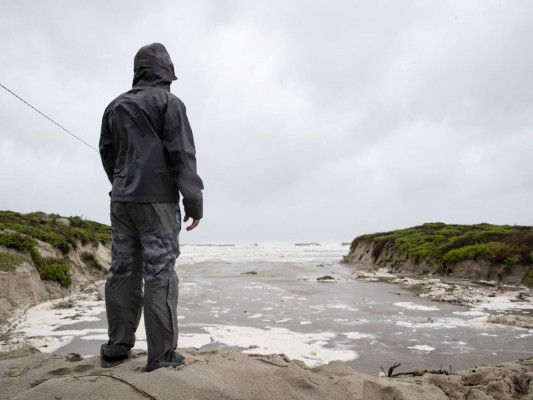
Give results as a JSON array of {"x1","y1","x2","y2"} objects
[{"x1": 1, "y1": 346, "x2": 532, "y2": 400}]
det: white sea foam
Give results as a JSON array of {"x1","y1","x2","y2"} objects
[
  {"x1": 81, "y1": 334, "x2": 108, "y2": 341},
  {"x1": 408, "y1": 345, "x2": 435, "y2": 352},
  {"x1": 201, "y1": 325, "x2": 357, "y2": 367},
  {"x1": 327, "y1": 304, "x2": 351, "y2": 310},
  {"x1": 342, "y1": 332, "x2": 374, "y2": 340},
  {"x1": 394, "y1": 302, "x2": 440, "y2": 311},
  {"x1": 453, "y1": 310, "x2": 487, "y2": 316},
  {"x1": 395, "y1": 319, "x2": 463, "y2": 329},
  {"x1": 179, "y1": 333, "x2": 213, "y2": 348},
  {"x1": 473, "y1": 295, "x2": 533, "y2": 312},
  {"x1": 2, "y1": 295, "x2": 107, "y2": 353}
]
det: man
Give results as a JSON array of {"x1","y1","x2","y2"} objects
[{"x1": 99, "y1": 43, "x2": 204, "y2": 372}]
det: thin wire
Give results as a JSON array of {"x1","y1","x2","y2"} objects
[{"x1": 0, "y1": 82, "x2": 98, "y2": 152}]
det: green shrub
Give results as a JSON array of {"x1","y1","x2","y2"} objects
[
  {"x1": 0, "y1": 210, "x2": 113, "y2": 285},
  {"x1": 36, "y1": 260, "x2": 71, "y2": 286},
  {"x1": 71, "y1": 227, "x2": 92, "y2": 245},
  {"x1": 81, "y1": 251, "x2": 103, "y2": 270},
  {"x1": 395, "y1": 232, "x2": 442, "y2": 260},
  {"x1": 68, "y1": 216, "x2": 88, "y2": 228},
  {"x1": 0, "y1": 211, "x2": 111, "y2": 251},
  {"x1": 0, "y1": 223, "x2": 69, "y2": 253},
  {"x1": 350, "y1": 223, "x2": 533, "y2": 268},
  {"x1": 523, "y1": 267, "x2": 533, "y2": 287},
  {"x1": 0, "y1": 232, "x2": 36, "y2": 252},
  {"x1": 0, "y1": 232, "x2": 71, "y2": 286},
  {"x1": 29, "y1": 247, "x2": 71, "y2": 287},
  {"x1": 442, "y1": 242, "x2": 518, "y2": 264},
  {"x1": 504, "y1": 254, "x2": 522, "y2": 265},
  {"x1": 0, "y1": 252, "x2": 26, "y2": 272}
]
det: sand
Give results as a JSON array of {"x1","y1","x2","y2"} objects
[{"x1": 1, "y1": 346, "x2": 532, "y2": 400}]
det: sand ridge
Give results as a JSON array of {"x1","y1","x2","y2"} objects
[{"x1": 1, "y1": 346, "x2": 532, "y2": 400}]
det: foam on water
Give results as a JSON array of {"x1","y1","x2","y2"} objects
[
  {"x1": 394, "y1": 302, "x2": 440, "y2": 311},
  {"x1": 473, "y1": 295, "x2": 533, "y2": 312},
  {"x1": 202, "y1": 325, "x2": 358, "y2": 367},
  {"x1": 1, "y1": 296, "x2": 106, "y2": 353},
  {"x1": 408, "y1": 345, "x2": 435, "y2": 352}
]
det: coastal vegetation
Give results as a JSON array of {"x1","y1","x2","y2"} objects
[
  {"x1": 0, "y1": 252, "x2": 27, "y2": 272},
  {"x1": 0, "y1": 210, "x2": 111, "y2": 286},
  {"x1": 350, "y1": 222, "x2": 533, "y2": 285}
]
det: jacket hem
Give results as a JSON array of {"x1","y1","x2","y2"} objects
[{"x1": 111, "y1": 196, "x2": 179, "y2": 203}]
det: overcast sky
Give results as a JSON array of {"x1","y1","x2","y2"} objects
[{"x1": 1, "y1": 0, "x2": 532, "y2": 243}]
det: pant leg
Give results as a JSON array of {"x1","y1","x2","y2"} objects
[
  {"x1": 103, "y1": 202, "x2": 143, "y2": 357},
  {"x1": 128, "y1": 202, "x2": 182, "y2": 371}
]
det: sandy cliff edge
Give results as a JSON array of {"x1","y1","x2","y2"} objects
[{"x1": 1, "y1": 346, "x2": 532, "y2": 400}]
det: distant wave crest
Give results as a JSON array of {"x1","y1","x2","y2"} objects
[{"x1": 182, "y1": 243, "x2": 235, "y2": 247}]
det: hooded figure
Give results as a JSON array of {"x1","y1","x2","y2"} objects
[
  {"x1": 99, "y1": 43, "x2": 204, "y2": 371},
  {"x1": 133, "y1": 42, "x2": 177, "y2": 88}
]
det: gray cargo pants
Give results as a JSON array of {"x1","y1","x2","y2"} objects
[{"x1": 102, "y1": 202, "x2": 184, "y2": 371}]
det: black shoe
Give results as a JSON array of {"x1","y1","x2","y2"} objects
[
  {"x1": 100, "y1": 344, "x2": 131, "y2": 368},
  {"x1": 145, "y1": 353, "x2": 186, "y2": 372}
]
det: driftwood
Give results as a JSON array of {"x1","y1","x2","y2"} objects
[{"x1": 381, "y1": 363, "x2": 453, "y2": 378}]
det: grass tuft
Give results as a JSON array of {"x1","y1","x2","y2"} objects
[{"x1": 0, "y1": 252, "x2": 27, "y2": 272}]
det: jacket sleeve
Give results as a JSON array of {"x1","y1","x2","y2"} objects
[
  {"x1": 99, "y1": 111, "x2": 115, "y2": 184},
  {"x1": 162, "y1": 97, "x2": 204, "y2": 220}
]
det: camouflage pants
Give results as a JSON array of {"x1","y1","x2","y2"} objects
[{"x1": 103, "y1": 202, "x2": 183, "y2": 371}]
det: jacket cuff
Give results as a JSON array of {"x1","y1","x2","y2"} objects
[{"x1": 184, "y1": 204, "x2": 202, "y2": 220}]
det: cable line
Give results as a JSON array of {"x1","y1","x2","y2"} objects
[{"x1": 0, "y1": 82, "x2": 98, "y2": 152}]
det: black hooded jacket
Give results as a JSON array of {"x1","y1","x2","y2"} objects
[{"x1": 99, "y1": 43, "x2": 203, "y2": 220}]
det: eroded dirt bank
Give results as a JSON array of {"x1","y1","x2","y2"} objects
[{"x1": 0, "y1": 241, "x2": 110, "y2": 335}]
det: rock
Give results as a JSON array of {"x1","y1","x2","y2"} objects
[
  {"x1": 487, "y1": 314, "x2": 533, "y2": 329},
  {"x1": 56, "y1": 218, "x2": 71, "y2": 227},
  {"x1": 317, "y1": 275, "x2": 335, "y2": 281},
  {"x1": 363, "y1": 379, "x2": 448, "y2": 400},
  {"x1": 465, "y1": 388, "x2": 495, "y2": 399}
]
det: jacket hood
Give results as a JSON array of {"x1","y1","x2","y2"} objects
[{"x1": 132, "y1": 43, "x2": 177, "y2": 89}]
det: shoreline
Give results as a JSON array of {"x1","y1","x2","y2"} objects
[
  {"x1": 2, "y1": 252, "x2": 533, "y2": 399},
  {"x1": 351, "y1": 267, "x2": 533, "y2": 329},
  {"x1": 2, "y1": 261, "x2": 532, "y2": 370}
]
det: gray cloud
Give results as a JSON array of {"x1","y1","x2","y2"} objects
[{"x1": 1, "y1": 0, "x2": 532, "y2": 242}]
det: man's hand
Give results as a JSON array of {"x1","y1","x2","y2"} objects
[{"x1": 183, "y1": 215, "x2": 200, "y2": 231}]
